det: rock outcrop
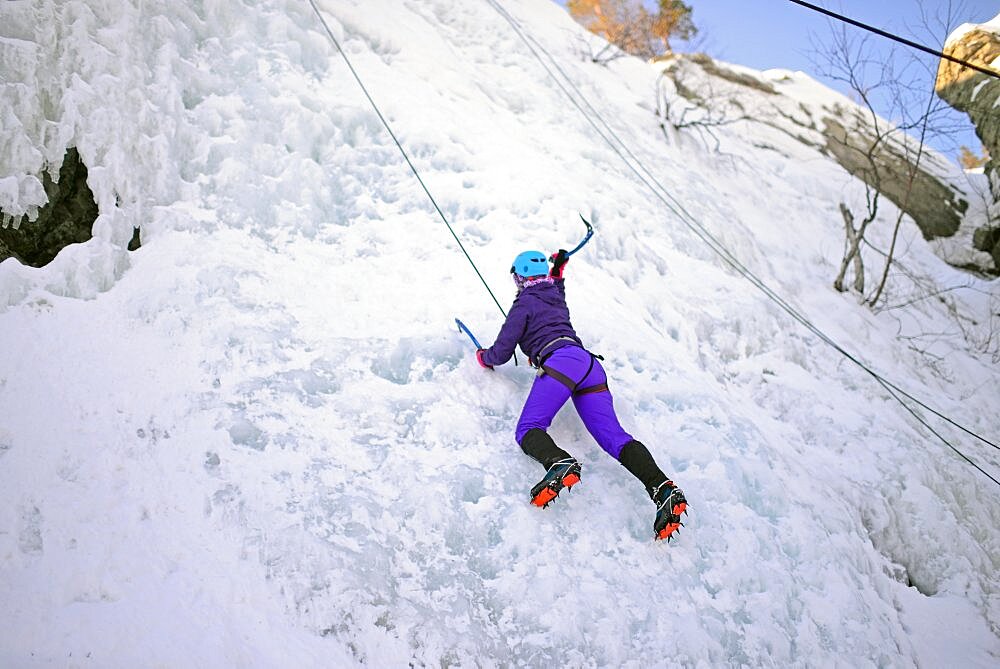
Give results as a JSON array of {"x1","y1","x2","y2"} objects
[
  {"x1": 659, "y1": 54, "x2": 982, "y2": 270},
  {"x1": 0, "y1": 148, "x2": 97, "y2": 267},
  {"x1": 936, "y1": 16, "x2": 1000, "y2": 268},
  {"x1": 823, "y1": 116, "x2": 966, "y2": 240}
]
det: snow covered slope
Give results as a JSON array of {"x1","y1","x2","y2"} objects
[{"x1": 1, "y1": 0, "x2": 998, "y2": 666}]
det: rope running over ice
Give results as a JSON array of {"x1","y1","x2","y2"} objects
[{"x1": 485, "y1": 0, "x2": 1000, "y2": 488}]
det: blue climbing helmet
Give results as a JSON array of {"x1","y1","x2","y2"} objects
[{"x1": 510, "y1": 250, "x2": 549, "y2": 278}]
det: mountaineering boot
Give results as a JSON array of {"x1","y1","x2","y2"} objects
[
  {"x1": 617, "y1": 440, "x2": 688, "y2": 541},
  {"x1": 651, "y1": 480, "x2": 688, "y2": 542},
  {"x1": 519, "y1": 428, "x2": 581, "y2": 508},
  {"x1": 529, "y1": 457, "x2": 582, "y2": 508}
]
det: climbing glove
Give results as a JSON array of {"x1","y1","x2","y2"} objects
[{"x1": 549, "y1": 249, "x2": 569, "y2": 278}]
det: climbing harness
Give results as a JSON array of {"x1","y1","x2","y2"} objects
[{"x1": 539, "y1": 347, "x2": 609, "y2": 396}]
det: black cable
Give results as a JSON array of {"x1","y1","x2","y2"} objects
[
  {"x1": 502, "y1": 0, "x2": 1000, "y2": 458},
  {"x1": 487, "y1": 0, "x2": 1000, "y2": 484},
  {"x1": 875, "y1": 376, "x2": 1000, "y2": 487},
  {"x1": 306, "y1": 0, "x2": 508, "y2": 319},
  {"x1": 787, "y1": 0, "x2": 1000, "y2": 80}
]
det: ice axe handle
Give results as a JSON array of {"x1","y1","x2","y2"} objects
[
  {"x1": 455, "y1": 318, "x2": 484, "y2": 350},
  {"x1": 567, "y1": 215, "x2": 594, "y2": 257}
]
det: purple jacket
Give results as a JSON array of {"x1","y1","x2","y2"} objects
[{"x1": 480, "y1": 278, "x2": 583, "y2": 367}]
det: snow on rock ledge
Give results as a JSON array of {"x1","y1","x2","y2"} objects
[
  {"x1": 659, "y1": 53, "x2": 982, "y2": 272},
  {"x1": 937, "y1": 13, "x2": 1000, "y2": 269}
]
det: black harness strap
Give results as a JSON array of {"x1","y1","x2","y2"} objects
[
  {"x1": 541, "y1": 364, "x2": 577, "y2": 391},
  {"x1": 541, "y1": 350, "x2": 609, "y2": 396},
  {"x1": 575, "y1": 382, "x2": 609, "y2": 395}
]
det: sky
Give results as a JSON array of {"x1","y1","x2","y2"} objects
[
  {"x1": 554, "y1": 0, "x2": 1000, "y2": 160},
  {"x1": 682, "y1": 0, "x2": 999, "y2": 74}
]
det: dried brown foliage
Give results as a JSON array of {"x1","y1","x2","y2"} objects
[{"x1": 567, "y1": 0, "x2": 696, "y2": 60}]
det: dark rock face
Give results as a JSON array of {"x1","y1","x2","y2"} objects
[
  {"x1": 823, "y1": 117, "x2": 968, "y2": 240},
  {"x1": 973, "y1": 225, "x2": 1000, "y2": 268},
  {"x1": 128, "y1": 226, "x2": 142, "y2": 252},
  {"x1": 0, "y1": 148, "x2": 98, "y2": 267},
  {"x1": 973, "y1": 226, "x2": 1000, "y2": 251}
]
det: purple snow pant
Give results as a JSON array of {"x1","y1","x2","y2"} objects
[{"x1": 515, "y1": 346, "x2": 633, "y2": 459}]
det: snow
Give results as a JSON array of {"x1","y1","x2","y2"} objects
[
  {"x1": 945, "y1": 11, "x2": 1000, "y2": 47},
  {"x1": 1, "y1": 0, "x2": 998, "y2": 666}
]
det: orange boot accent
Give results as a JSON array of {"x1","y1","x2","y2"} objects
[
  {"x1": 529, "y1": 473, "x2": 580, "y2": 507},
  {"x1": 528, "y1": 458, "x2": 582, "y2": 508},
  {"x1": 531, "y1": 486, "x2": 559, "y2": 507},
  {"x1": 657, "y1": 521, "x2": 681, "y2": 541}
]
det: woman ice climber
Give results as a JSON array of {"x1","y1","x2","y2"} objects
[{"x1": 475, "y1": 248, "x2": 688, "y2": 541}]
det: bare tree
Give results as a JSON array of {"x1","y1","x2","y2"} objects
[
  {"x1": 654, "y1": 57, "x2": 753, "y2": 153},
  {"x1": 834, "y1": 202, "x2": 875, "y2": 294},
  {"x1": 868, "y1": 0, "x2": 978, "y2": 307},
  {"x1": 573, "y1": 32, "x2": 630, "y2": 65},
  {"x1": 813, "y1": 24, "x2": 898, "y2": 297},
  {"x1": 567, "y1": 0, "x2": 696, "y2": 61},
  {"x1": 809, "y1": 1, "x2": 1000, "y2": 363},
  {"x1": 811, "y1": 0, "x2": 979, "y2": 305}
]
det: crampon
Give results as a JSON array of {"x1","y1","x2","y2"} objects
[
  {"x1": 653, "y1": 481, "x2": 688, "y2": 542},
  {"x1": 530, "y1": 457, "x2": 582, "y2": 508}
]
